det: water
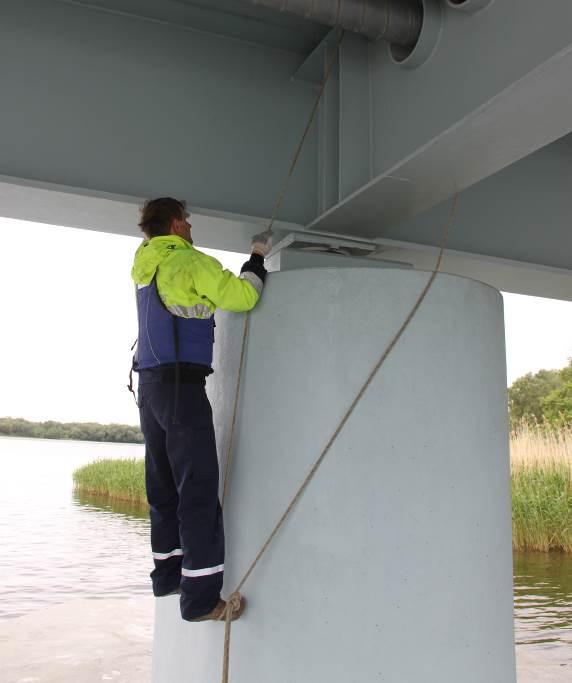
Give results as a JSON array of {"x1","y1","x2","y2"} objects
[
  {"x1": 0, "y1": 436, "x2": 149, "y2": 619},
  {"x1": 514, "y1": 551, "x2": 572, "y2": 672},
  {"x1": 0, "y1": 437, "x2": 571, "y2": 675}
]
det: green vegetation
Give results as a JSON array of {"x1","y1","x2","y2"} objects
[
  {"x1": 73, "y1": 458, "x2": 147, "y2": 507},
  {"x1": 511, "y1": 421, "x2": 572, "y2": 553},
  {"x1": 508, "y1": 362, "x2": 572, "y2": 552},
  {"x1": 509, "y1": 369, "x2": 563, "y2": 424},
  {"x1": 508, "y1": 360, "x2": 572, "y2": 427},
  {"x1": 0, "y1": 417, "x2": 143, "y2": 444},
  {"x1": 512, "y1": 462, "x2": 572, "y2": 553},
  {"x1": 542, "y1": 363, "x2": 572, "y2": 424}
]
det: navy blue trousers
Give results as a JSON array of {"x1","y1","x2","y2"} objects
[{"x1": 138, "y1": 374, "x2": 224, "y2": 620}]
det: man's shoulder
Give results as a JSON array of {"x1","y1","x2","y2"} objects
[
  {"x1": 159, "y1": 245, "x2": 222, "y2": 278},
  {"x1": 186, "y1": 246, "x2": 223, "y2": 271}
]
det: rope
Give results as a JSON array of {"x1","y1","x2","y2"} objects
[
  {"x1": 220, "y1": 592, "x2": 242, "y2": 682},
  {"x1": 217, "y1": 0, "x2": 458, "y2": 675},
  {"x1": 221, "y1": 314, "x2": 250, "y2": 510},
  {"x1": 219, "y1": 16, "x2": 346, "y2": 682},
  {"x1": 217, "y1": 0, "x2": 459, "y2": 673},
  {"x1": 265, "y1": 26, "x2": 346, "y2": 235},
  {"x1": 218, "y1": 193, "x2": 458, "y2": 683},
  {"x1": 221, "y1": 22, "x2": 346, "y2": 511}
]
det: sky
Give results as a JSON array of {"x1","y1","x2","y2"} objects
[{"x1": 1, "y1": 217, "x2": 571, "y2": 425}]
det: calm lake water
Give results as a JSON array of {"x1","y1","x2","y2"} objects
[
  {"x1": 0, "y1": 436, "x2": 149, "y2": 619},
  {"x1": 1, "y1": 436, "x2": 571, "y2": 672},
  {"x1": 514, "y1": 552, "x2": 572, "y2": 672}
]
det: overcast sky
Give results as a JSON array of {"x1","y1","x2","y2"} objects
[{"x1": 1, "y1": 217, "x2": 571, "y2": 425}]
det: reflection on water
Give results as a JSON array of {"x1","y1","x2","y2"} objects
[
  {"x1": 514, "y1": 551, "x2": 572, "y2": 670},
  {"x1": 74, "y1": 489, "x2": 149, "y2": 520},
  {"x1": 0, "y1": 436, "x2": 151, "y2": 620}
]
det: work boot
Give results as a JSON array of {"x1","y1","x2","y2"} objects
[{"x1": 188, "y1": 595, "x2": 246, "y2": 622}]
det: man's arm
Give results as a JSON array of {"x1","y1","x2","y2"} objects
[
  {"x1": 238, "y1": 253, "x2": 266, "y2": 298},
  {"x1": 192, "y1": 232, "x2": 272, "y2": 312}
]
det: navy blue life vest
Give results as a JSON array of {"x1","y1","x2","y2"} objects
[{"x1": 134, "y1": 277, "x2": 215, "y2": 370}]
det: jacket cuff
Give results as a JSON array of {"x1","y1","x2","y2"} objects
[{"x1": 240, "y1": 253, "x2": 267, "y2": 283}]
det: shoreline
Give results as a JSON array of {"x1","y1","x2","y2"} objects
[{"x1": 0, "y1": 434, "x2": 143, "y2": 446}]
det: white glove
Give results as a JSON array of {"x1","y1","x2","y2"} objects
[{"x1": 251, "y1": 229, "x2": 273, "y2": 258}]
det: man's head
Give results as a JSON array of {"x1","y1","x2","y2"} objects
[{"x1": 139, "y1": 197, "x2": 192, "y2": 242}]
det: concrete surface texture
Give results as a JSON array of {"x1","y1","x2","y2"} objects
[{"x1": 153, "y1": 267, "x2": 516, "y2": 682}]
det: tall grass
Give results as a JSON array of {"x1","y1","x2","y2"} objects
[
  {"x1": 511, "y1": 421, "x2": 572, "y2": 553},
  {"x1": 73, "y1": 458, "x2": 147, "y2": 508}
]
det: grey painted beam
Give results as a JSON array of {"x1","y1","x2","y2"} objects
[
  {"x1": 310, "y1": 0, "x2": 572, "y2": 237},
  {"x1": 5, "y1": 0, "x2": 572, "y2": 303},
  {"x1": 338, "y1": 34, "x2": 371, "y2": 200},
  {"x1": 0, "y1": 0, "x2": 318, "y2": 225},
  {"x1": 306, "y1": 128, "x2": 572, "y2": 299},
  {"x1": 317, "y1": 40, "x2": 340, "y2": 214},
  {"x1": 4, "y1": 167, "x2": 572, "y2": 302},
  {"x1": 374, "y1": 239, "x2": 572, "y2": 303},
  {"x1": 0, "y1": 175, "x2": 297, "y2": 254},
  {"x1": 51, "y1": 0, "x2": 328, "y2": 54},
  {"x1": 376, "y1": 133, "x2": 572, "y2": 273},
  {"x1": 309, "y1": 39, "x2": 572, "y2": 237}
]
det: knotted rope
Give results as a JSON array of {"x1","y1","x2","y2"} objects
[{"x1": 220, "y1": 591, "x2": 242, "y2": 682}]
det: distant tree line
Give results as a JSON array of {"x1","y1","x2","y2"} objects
[
  {"x1": 0, "y1": 417, "x2": 144, "y2": 444},
  {"x1": 509, "y1": 360, "x2": 572, "y2": 427}
]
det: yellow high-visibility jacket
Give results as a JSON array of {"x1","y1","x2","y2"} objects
[{"x1": 131, "y1": 235, "x2": 262, "y2": 317}]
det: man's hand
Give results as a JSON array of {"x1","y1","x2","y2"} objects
[{"x1": 251, "y1": 230, "x2": 273, "y2": 258}]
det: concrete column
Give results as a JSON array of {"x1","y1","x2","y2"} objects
[{"x1": 153, "y1": 268, "x2": 516, "y2": 683}]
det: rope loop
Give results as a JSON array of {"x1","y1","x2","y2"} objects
[
  {"x1": 220, "y1": 592, "x2": 242, "y2": 683},
  {"x1": 221, "y1": 591, "x2": 242, "y2": 620}
]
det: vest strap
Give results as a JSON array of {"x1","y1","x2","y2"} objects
[{"x1": 172, "y1": 314, "x2": 181, "y2": 425}]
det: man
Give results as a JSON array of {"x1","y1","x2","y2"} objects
[{"x1": 131, "y1": 197, "x2": 271, "y2": 622}]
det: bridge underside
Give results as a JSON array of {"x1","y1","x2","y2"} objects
[{"x1": 4, "y1": 0, "x2": 572, "y2": 299}]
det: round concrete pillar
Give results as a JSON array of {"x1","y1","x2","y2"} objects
[{"x1": 153, "y1": 268, "x2": 516, "y2": 683}]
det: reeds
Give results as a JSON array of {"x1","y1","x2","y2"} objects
[
  {"x1": 511, "y1": 420, "x2": 572, "y2": 553},
  {"x1": 72, "y1": 458, "x2": 147, "y2": 508}
]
